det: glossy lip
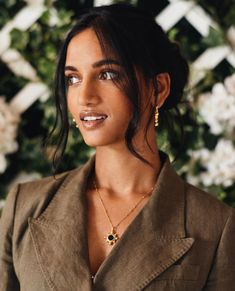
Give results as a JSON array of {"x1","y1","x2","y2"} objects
[
  {"x1": 81, "y1": 116, "x2": 107, "y2": 130},
  {"x1": 79, "y1": 110, "x2": 108, "y2": 121}
]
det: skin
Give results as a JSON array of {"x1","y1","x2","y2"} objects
[
  {"x1": 65, "y1": 27, "x2": 170, "y2": 274},
  {"x1": 65, "y1": 27, "x2": 170, "y2": 196}
]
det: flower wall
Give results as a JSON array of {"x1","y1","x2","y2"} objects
[{"x1": 0, "y1": 0, "x2": 235, "y2": 211}]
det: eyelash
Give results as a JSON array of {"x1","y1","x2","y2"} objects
[
  {"x1": 65, "y1": 70, "x2": 120, "y2": 86},
  {"x1": 100, "y1": 70, "x2": 119, "y2": 80},
  {"x1": 65, "y1": 75, "x2": 80, "y2": 86}
]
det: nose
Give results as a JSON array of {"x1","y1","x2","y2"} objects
[{"x1": 77, "y1": 77, "x2": 99, "y2": 106}]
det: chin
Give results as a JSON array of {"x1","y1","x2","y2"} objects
[
  {"x1": 82, "y1": 134, "x2": 123, "y2": 148},
  {"x1": 82, "y1": 136, "x2": 110, "y2": 147}
]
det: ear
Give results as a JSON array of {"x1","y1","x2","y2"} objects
[{"x1": 151, "y1": 73, "x2": 171, "y2": 108}]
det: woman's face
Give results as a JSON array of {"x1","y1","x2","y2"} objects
[{"x1": 65, "y1": 28, "x2": 135, "y2": 148}]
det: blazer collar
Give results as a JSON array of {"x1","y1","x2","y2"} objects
[{"x1": 29, "y1": 152, "x2": 194, "y2": 291}]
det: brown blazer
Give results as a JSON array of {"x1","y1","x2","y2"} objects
[{"x1": 0, "y1": 152, "x2": 235, "y2": 291}]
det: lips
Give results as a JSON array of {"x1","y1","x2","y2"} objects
[
  {"x1": 78, "y1": 111, "x2": 108, "y2": 130},
  {"x1": 79, "y1": 111, "x2": 108, "y2": 121}
]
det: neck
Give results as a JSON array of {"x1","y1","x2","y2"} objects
[{"x1": 93, "y1": 135, "x2": 161, "y2": 197}]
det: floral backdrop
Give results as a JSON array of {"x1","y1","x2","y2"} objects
[{"x1": 0, "y1": 0, "x2": 235, "y2": 212}]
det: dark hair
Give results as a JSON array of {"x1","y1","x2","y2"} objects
[{"x1": 49, "y1": 3, "x2": 189, "y2": 171}]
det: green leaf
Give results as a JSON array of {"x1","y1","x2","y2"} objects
[{"x1": 10, "y1": 28, "x2": 29, "y2": 50}]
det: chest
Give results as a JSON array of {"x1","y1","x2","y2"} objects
[{"x1": 86, "y1": 189, "x2": 150, "y2": 276}]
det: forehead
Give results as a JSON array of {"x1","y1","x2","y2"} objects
[{"x1": 66, "y1": 28, "x2": 104, "y2": 64}]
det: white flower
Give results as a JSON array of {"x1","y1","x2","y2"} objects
[
  {"x1": 187, "y1": 139, "x2": 235, "y2": 187},
  {"x1": 0, "y1": 97, "x2": 20, "y2": 174},
  {"x1": 197, "y1": 74, "x2": 235, "y2": 137}
]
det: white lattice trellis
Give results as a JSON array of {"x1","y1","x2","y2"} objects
[
  {"x1": 0, "y1": 0, "x2": 235, "y2": 209},
  {"x1": 0, "y1": 0, "x2": 234, "y2": 115},
  {"x1": 0, "y1": 0, "x2": 49, "y2": 114},
  {"x1": 155, "y1": 0, "x2": 235, "y2": 86}
]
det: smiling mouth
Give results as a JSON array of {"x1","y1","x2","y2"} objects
[
  {"x1": 81, "y1": 116, "x2": 107, "y2": 121},
  {"x1": 81, "y1": 116, "x2": 108, "y2": 129}
]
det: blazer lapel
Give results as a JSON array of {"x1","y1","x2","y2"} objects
[
  {"x1": 93, "y1": 153, "x2": 195, "y2": 290},
  {"x1": 29, "y1": 152, "x2": 194, "y2": 291},
  {"x1": 28, "y1": 155, "x2": 96, "y2": 291}
]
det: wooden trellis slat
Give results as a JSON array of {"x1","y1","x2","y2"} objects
[
  {"x1": 0, "y1": 2, "x2": 48, "y2": 114},
  {"x1": 0, "y1": 0, "x2": 234, "y2": 115}
]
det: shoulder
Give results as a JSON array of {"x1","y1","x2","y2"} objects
[
  {"x1": 5, "y1": 166, "x2": 83, "y2": 221},
  {"x1": 2, "y1": 153, "x2": 96, "y2": 225},
  {"x1": 185, "y1": 182, "x2": 233, "y2": 216},
  {"x1": 184, "y1": 181, "x2": 235, "y2": 238},
  {"x1": 18, "y1": 168, "x2": 76, "y2": 199}
]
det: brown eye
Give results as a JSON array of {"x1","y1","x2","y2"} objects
[
  {"x1": 100, "y1": 70, "x2": 119, "y2": 80},
  {"x1": 66, "y1": 75, "x2": 81, "y2": 86}
]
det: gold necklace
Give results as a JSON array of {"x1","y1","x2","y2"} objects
[{"x1": 93, "y1": 178, "x2": 154, "y2": 246}]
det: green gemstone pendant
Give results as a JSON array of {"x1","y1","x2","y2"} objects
[{"x1": 105, "y1": 228, "x2": 119, "y2": 246}]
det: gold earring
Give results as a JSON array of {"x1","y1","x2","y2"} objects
[
  {"x1": 72, "y1": 118, "x2": 79, "y2": 128},
  {"x1": 155, "y1": 106, "x2": 159, "y2": 127}
]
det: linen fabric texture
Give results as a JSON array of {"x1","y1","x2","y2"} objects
[{"x1": 0, "y1": 152, "x2": 235, "y2": 291}]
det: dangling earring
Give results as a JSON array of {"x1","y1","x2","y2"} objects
[
  {"x1": 72, "y1": 118, "x2": 79, "y2": 128},
  {"x1": 154, "y1": 106, "x2": 159, "y2": 127}
]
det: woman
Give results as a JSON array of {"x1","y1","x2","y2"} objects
[{"x1": 0, "y1": 3, "x2": 234, "y2": 291}]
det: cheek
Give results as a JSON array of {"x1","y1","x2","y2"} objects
[
  {"x1": 112, "y1": 99, "x2": 133, "y2": 129},
  {"x1": 119, "y1": 97, "x2": 133, "y2": 117}
]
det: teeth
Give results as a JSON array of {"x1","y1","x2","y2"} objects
[{"x1": 83, "y1": 116, "x2": 106, "y2": 121}]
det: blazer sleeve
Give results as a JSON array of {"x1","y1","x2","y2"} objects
[
  {"x1": 0, "y1": 185, "x2": 20, "y2": 291},
  {"x1": 204, "y1": 209, "x2": 235, "y2": 290}
]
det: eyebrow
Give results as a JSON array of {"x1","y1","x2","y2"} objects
[{"x1": 64, "y1": 59, "x2": 122, "y2": 72}]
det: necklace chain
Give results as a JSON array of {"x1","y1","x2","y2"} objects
[{"x1": 92, "y1": 177, "x2": 154, "y2": 245}]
